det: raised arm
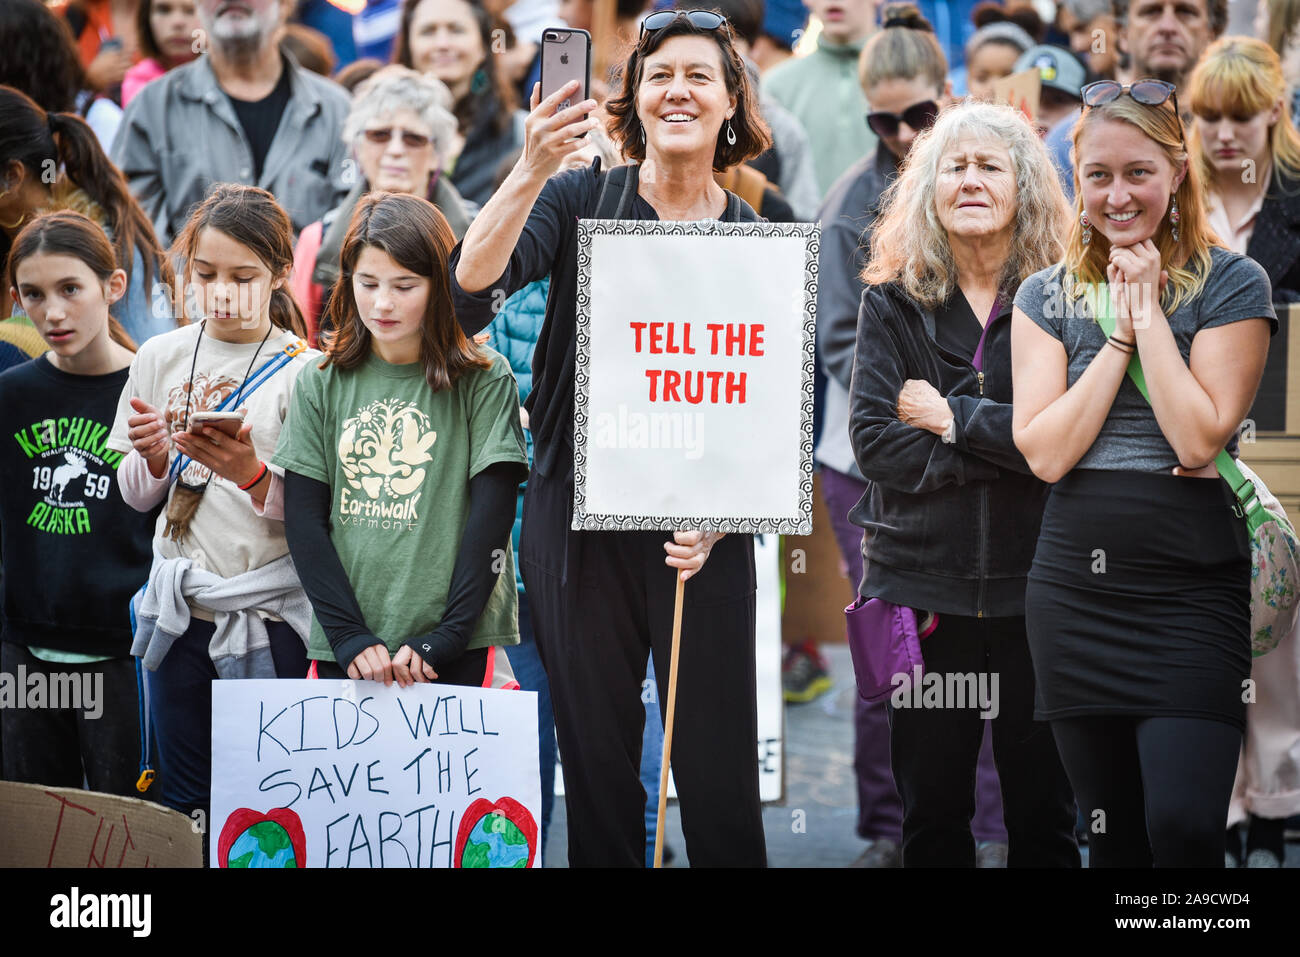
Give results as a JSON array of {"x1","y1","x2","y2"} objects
[
  {"x1": 1111, "y1": 243, "x2": 1270, "y2": 469},
  {"x1": 454, "y1": 81, "x2": 598, "y2": 296},
  {"x1": 1010, "y1": 304, "x2": 1129, "y2": 483}
]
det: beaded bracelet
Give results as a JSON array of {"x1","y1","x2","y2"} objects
[{"x1": 238, "y1": 461, "x2": 269, "y2": 491}]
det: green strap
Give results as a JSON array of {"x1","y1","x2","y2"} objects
[{"x1": 1091, "y1": 282, "x2": 1265, "y2": 527}]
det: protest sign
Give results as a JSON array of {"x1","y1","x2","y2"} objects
[
  {"x1": 572, "y1": 220, "x2": 817, "y2": 534},
  {"x1": 210, "y1": 680, "x2": 541, "y2": 868},
  {"x1": 0, "y1": 780, "x2": 201, "y2": 867},
  {"x1": 991, "y1": 67, "x2": 1041, "y2": 125}
]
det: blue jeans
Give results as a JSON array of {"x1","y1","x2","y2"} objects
[
  {"x1": 504, "y1": 593, "x2": 557, "y2": 862},
  {"x1": 641, "y1": 655, "x2": 664, "y2": 867}
]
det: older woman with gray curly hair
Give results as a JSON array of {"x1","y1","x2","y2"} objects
[
  {"x1": 292, "y1": 64, "x2": 471, "y2": 344},
  {"x1": 849, "y1": 100, "x2": 1079, "y2": 867}
]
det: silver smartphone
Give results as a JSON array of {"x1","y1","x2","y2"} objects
[{"x1": 540, "y1": 27, "x2": 592, "y2": 115}]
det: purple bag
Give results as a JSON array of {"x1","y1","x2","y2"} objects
[{"x1": 844, "y1": 597, "x2": 938, "y2": 704}]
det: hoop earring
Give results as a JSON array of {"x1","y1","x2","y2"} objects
[
  {"x1": 725, "y1": 119, "x2": 736, "y2": 146},
  {"x1": 1080, "y1": 210, "x2": 1092, "y2": 246},
  {"x1": 1168, "y1": 194, "x2": 1180, "y2": 243}
]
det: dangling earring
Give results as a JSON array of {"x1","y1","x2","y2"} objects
[
  {"x1": 1168, "y1": 194, "x2": 1180, "y2": 243},
  {"x1": 1080, "y1": 210, "x2": 1092, "y2": 246},
  {"x1": 470, "y1": 67, "x2": 489, "y2": 96},
  {"x1": 726, "y1": 119, "x2": 737, "y2": 146},
  {"x1": 640, "y1": 124, "x2": 646, "y2": 146}
]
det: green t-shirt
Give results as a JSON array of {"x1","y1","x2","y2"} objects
[{"x1": 273, "y1": 349, "x2": 528, "y2": 663}]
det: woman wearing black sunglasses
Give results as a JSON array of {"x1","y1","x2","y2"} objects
[
  {"x1": 449, "y1": 10, "x2": 772, "y2": 867},
  {"x1": 1012, "y1": 80, "x2": 1276, "y2": 867},
  {"x1": 291, "y1": 65, "x2": 472, "y2": 346}
]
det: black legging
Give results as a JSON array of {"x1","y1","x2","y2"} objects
[{"x1": 1050, "y1": 715, "x2": 1242, "y2": 867}]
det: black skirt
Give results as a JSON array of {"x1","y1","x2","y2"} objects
[{"x1": 1024, "y1": 469, "x2": 1251, "y2": 731}]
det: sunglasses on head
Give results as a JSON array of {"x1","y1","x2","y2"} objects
[
  {"x1": 363, "y1": 127, "x2": 432, "y2": 149},
  {"x1": 1081, "y1": 79, "x2": 1178, "y2": 112},
  {"x1": 639, "y1": 9, "x2": 734, "y2": 41},
  {"x1": 865, "y1": 100, "x2": 939, "y2": 139}
]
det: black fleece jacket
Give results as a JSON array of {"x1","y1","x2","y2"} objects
[{"x1": 848, "y1": 281, "x2": 1048, "y2": 618}]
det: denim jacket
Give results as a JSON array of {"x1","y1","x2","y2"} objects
[
  {"x1": 111, "y1": 51, "x2": 350, "y2": 244},
  {"x1": 848, "y1": 280, "x2": 1048, "y2": 618}
]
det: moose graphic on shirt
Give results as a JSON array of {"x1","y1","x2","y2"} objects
[
  {"x1": 51, "y1": 452, "x2": 88, "y2": 504},
  {"x1": 336, "y1": 398, "x2": 436, "y2": 531}
]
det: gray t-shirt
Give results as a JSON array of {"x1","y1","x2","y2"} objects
[{"x1": 1014, "y1": 247, "x2": 1277, "y2": 472}]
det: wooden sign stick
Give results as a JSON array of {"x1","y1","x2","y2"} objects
[{"x1": 653, "y1": 572, "x2": 686, "y2": 868}]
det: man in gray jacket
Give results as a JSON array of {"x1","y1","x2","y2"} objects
[{"x1": 112, "y1": 0, "x2": 350, "y2": 245}]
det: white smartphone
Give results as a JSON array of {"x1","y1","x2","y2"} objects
[{"x1": 189, "y1": 410, "x2": 245, "y2": 437}]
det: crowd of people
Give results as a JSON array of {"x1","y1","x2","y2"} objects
[{"x1": 1, "y1": 0, "x2": 1299, "y2": 869}]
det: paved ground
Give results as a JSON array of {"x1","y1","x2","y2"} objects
[{"x1": 543, "y1": 644, "x2": 1299, "y2": 867}]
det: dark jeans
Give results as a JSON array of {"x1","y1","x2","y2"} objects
[
  {"x1": 521, "y1": 469, "x2": 766, "y2": 867},
  {"x1": 819, "y1": 465, "x2": 1007, "y2": 844},
  {"x1": 148, "y1": 617, "x2": 307, "y2": 832},
  {"x1": 502, "y1": 593, "x2": 557, "y2": 862},
  {"x1": 1051, "y1": 715, "x2": 1242, "y2": 867},
  {"x1": 886, "y1": 612, "x2": 1079, "y2": 867},
  {"x1": 1, "y1": 642, "x2": 144, "y2": 797}
]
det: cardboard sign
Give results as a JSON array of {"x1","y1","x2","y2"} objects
[
  {"x1": 0, "y1": 780, "x2": 201, "y2": 867},
  {"x1": 210, "y1": 680, "x2": 541, "y2": 868},
  {"x1": 572, "y1": 220, "x2": 817, "y2": 534},
  {"x1": 990, "y1": 67, "x2": 1041, "y2": 126}
]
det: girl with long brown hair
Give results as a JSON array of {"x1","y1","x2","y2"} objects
[
  {"x1": 0, "y1": 211, "x2": 156, "y2": 798},
  {"x1": 105, "y1": 184, "x2": 319, "y2": 837},
  {"x1": 275, "y1": 191, "x2": 527, "y2": 690}
]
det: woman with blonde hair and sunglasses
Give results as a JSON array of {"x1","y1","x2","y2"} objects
[
  {"x1": 1188, "y1": 36, "x2": 1300, "y2": 868},
  {"x1": 1012, "y1": 78, "x2": 1277, "y2": 867}
]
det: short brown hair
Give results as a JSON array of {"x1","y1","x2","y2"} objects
[
  {"x1": 604, "y1": 12, "x2": 771, "y2": 172},
  {"x1": 321, "y1": 192, "x2": 490, "y2": 392}
]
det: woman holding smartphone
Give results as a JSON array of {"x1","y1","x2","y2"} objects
[{"x1": 451, "y1": 10, "x2": 773, "y2": 867}]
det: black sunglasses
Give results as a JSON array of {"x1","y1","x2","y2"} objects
[
  {"x1": 639, "y1": 9, "x2": 734, "y2": 42},
  {"x1": 865, "y1": 100, "x2": 940, "y2": 139}
]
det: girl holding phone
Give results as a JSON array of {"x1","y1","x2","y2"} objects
[{"x1": 107, "y1": 184, "x2": 319, "y2": 830}]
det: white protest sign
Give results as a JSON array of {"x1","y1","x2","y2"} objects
[
  {"x1": 573, "y1": 220, "x2": 817, "y2": 533},
  {"x1": 211, "y1": 680, "x2": 540, "y2": 868}
]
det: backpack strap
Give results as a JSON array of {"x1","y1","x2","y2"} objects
[{"x1": 593, "y1": 162, "x2": 640, "y2": 220}]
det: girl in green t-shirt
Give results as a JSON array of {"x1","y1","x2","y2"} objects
[{"x1": 277, "y1": 192, "x2": 528, "y2": 689}]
